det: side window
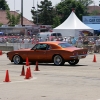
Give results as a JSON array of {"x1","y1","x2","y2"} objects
[
  {"x1": 46, "y1": 44, "x2": 51, "y2": 50},
  {"x1": 51, "y1": 33, "x2": 56, "y2": 36},
  {"x1": 32, "y1": 44, "x2": 51, "y2": 50},
  {"x1": 51, "y1": 33, "x2": 53, "y2": 36},
  {"x1": 32, "y1": 44, "x2": 40, "y2": 50},
  {"x1": 57, "y1": 33, "x2": 62, "y2": 36}
]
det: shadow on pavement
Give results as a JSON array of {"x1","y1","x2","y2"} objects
[{"x1": 7, "y1": 62, "x2": 88, "y2": 67}]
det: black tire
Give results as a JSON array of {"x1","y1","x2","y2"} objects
[
  {"x1": 53, "y1": 55, "x2": 65, "y2": 66},
  {"x1": 13, "y1": 55, "x2": 23, "y2": 64},
  {"x1": 68, "y1": 59, "x2": 79, "y2": 65},
  {"x1": 31, "y1": 62, "x2": 36, "y2": 65}
]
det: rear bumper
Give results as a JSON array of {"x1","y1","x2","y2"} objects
[{"x1": 70, "y1": 54, "x2": 87, "y2": 59}]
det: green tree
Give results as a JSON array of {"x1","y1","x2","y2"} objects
[
  {"x1": 31, "y1": 0, "x2": 54, "y2": 25},
  {"x1": 0, "y1": 23, "x2": 3, "y2": 27},
  {"x1": 78, "y1": 0, "x2": 93, "y2": 6},
  {"x1": 6, "y1": 11, "x2": 21, "y2": 26},
  {"x1": 55, "y1": 0, "x2": 93, "y2": 24},
  {"x1": 77, "y1": 0, "x2": 93, "y2": 15},
  {"x1": 52, "y1": 15, "x2": 60, "y2": 28},
  {"x1": 0, "y1": 0, "x2": 10, "y2": 10}
]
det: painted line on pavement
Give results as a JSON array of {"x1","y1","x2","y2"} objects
[{"x1": 0, "y1": 77, "x2": 37, "y2": 85}]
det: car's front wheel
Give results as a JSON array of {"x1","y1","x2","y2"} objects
[
  {"x1": 68, "y1": 59, "x2": 79, "y2": 65},
  {"x1": 13, "y1": 55, "x2": 23, "y2": 64},
  {"x1": 53, "y1": 55, "x2": 65, "y2": 66}
]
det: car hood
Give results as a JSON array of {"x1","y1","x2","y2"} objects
[{"x1": 63, "y1": 47, "x2": 84, "y2": 52}]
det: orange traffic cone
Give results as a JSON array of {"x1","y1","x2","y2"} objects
[
  {"x1": 29, "y1": 66, "x2": 32, "y2": 78},
  {"x1": 26, "y1": 57, "x2": 29, "y2": 66},
  {"x1": 93, "y1": 54, "x2": 97, "y2": 62},
  {"x1": 20, "y1": 65, "x2": 25, "y2": 76},
  {"x1": 3, "y1": 70, "x2": 11, "y2": 82},
  {"x1": 25, "y1": 68, "x2": 30, "y2": 79},
  {"x1": 34, "y1": 61, "x2": 40, "y2": 71},
  {"x1": 0, "y1": 50, "x2": 2, "y2": 55}
]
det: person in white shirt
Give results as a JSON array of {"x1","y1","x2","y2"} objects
[
  {"x1": 24, "y1": 37, "x2": 29, "y2": 44},
  {"x1": 63, "y1": 37, "x2": 68, "y2": 42},
  {"x1": 76, "y1": 37, "x2": 83, "y2": 48},
  {"x1": 23, "y1": 37, "x2": 29, "y2": 48}
]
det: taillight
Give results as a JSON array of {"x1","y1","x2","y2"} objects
[{"x1": 73, "y1": 52, "x2": 78, "y2": 55}]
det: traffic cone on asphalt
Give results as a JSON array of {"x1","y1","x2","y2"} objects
[
  {"x1": 0, "y1": 50, "x2": 2, "y2": 55},
  {"x1": 93, "y1": 54, "x2": 97, "y2": 62},
  {"x1": 34, "y1": 61, "x2": 40, "y2": 71},
  {"x1": 26, "y1": 57, "x2": 29, "y2": 66},
  {"x1": 25, "y1": 68, "x2": 30, "y2": 79},
  {"x1": 3, "y1": 70, "x2": 11, "y2": 82},
  {"x1": 20, "y1": 65, "x2": 25, "y2": 76},
  {"x1": 29, "y1": 66, "x2": 32, "y2": 78}
]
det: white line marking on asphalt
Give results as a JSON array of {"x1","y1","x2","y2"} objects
[{"x1": 0, "y1": 77, "x2": 37, "y2": 85}]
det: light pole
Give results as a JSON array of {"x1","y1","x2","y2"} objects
[{"x1": 21, "y1": 0, "x2": 23, "y2": 26}]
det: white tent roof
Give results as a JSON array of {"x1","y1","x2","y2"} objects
[{"x1": 54, "y1": 11, "x2": 93, "y2": 29}]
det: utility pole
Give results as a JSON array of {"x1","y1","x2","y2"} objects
[{"x1": 21, "y1": 0, "x2": 23, "y2": 26}]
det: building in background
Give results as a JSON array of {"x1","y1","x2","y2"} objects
[
  {"x1": 82, "y1": 6, "x2": 100, "y2": 36},
  {"x1": 0, "y1": 10, "x2": 34, "y2": 25}
]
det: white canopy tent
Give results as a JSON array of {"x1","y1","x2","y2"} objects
[{"x1": 53, "y1": 11, "x2": 93, "y2": 37}]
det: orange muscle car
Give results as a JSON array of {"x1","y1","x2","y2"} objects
[{"x1": 7, "y1": 41, "x2": 88, "y2": 66}]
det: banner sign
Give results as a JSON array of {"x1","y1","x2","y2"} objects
[{"x1": 82, "y1": 16, "x2": 100, "y2": 24}]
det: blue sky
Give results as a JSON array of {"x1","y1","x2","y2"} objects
[{"x1": 6, "y1": 0, "x2": 99, "y2": 20}]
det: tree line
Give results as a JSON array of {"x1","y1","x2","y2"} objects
[{"x1": 0, "y1": 0, "x2": 98, "y2": 27}]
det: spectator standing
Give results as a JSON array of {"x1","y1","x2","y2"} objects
[
  {"x1": 95, "y1": 38, "x2": 99, "y2": 53},
  {"x1": 88, "y1": 40, "x2": 94, "y2": 54},
  {"x1": 76, "y1": 37, "x2": 83, "y2": 48},
  {"x1": 98, "y1": 38, "x2": 100, "y2": 53},
  {"x1": 83, "y1": 37, "x2": 89, "y2": 50},
  {"x1": 24, "y1": 37, "x2": 29, "y2": 48},
  {"x1": 63, "y1": 37, "x2": 68, "y2": 42},
  {"x1": 71, "y1": 36, "x2": 77, "y2": 46}
]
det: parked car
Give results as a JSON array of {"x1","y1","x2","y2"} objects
[
  {"x1": 37, "y1": 32, "x2": 63, "y2": 41},
  {"x1": 7, "y1": 41, "x2": 88, "y2": 66}
]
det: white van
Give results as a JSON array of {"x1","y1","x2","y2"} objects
[{"x1": 37, "y1": 32, "x2": 63, "y2": 41}]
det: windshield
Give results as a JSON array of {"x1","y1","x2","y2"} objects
[{"x1": 58, "y1": 43, "x2": 73, "y2": 48}]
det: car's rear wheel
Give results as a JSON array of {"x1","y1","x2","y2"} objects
[
  {"x1": 53, "y1": 55, "x2": 65, "y2": 66},
  {"x1": 13, "y1": 55, "x2": 23, "y2": 64},
  {"x1": 68, "y1": 59, "x2": 79, "y2": 65}
]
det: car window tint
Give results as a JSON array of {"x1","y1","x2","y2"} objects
[
  {"x1": 58, "y1": 43, "x2": 72, "y2": 48},
  {"x1": 46, "y1": 44, "x2": 51, "y2": 50},
  {"x1": 51, "y1": 33, "x2": 56, "y2": 36},
  {"x1": 32, "y1": 44, "x2": 38, "y2": 50},
  {"x1": 32, "y1": 44, "x2": 51, "y2": 50},
  {"x1": 57, "y1": 33, "x2": 62, "y2": 36}
]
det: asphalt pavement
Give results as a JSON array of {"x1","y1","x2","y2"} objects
[{"x1": 0, "y1": 53, "x2": 100, "y2": 100}]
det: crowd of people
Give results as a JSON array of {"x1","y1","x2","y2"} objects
[
  {"x1": 62, "y1": 36, "x2": 100, "y2": 54},
  {"x1": 0, "y1": 35, "x2": 100, "y2": 54}
]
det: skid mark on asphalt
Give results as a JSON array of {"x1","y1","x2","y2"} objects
[{"x1": 0, "y1": 77, "x2": 37, "y2": 85}]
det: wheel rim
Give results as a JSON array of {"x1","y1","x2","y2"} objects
[
  {"x1": 54, "y1": 55, "x2": 62, "y2": 65},
  {"x1": 13, "y1": 55, "x2": 20, "y2": 64},
  {"x1": 69, "y1": 60, "x2": 76, "y2": 63}
]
